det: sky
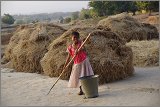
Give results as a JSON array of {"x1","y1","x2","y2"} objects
[{"x1": 1, "y1": 1, "x2": 89, "y2": 15}]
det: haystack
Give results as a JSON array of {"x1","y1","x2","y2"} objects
[
  {"x1": 141, "y1": 23, "x2": 159, "y2": 40},
  {"x1": 41, "y1": 27, "x2": 134, "y2": 84},
  {"x1": 146, "y1": 16, "x2": 159, "y2": 25},
  {"x1": 97, "y1": 13, "x2": 159, "y2": 42},
  {"x1": 126, "y1": 40, "x2": 159, "y2": 67},
  {"x1": 1, "y1": 33, "x2": 13, "y2": 45},
  {"x1": 4, "y1": 23, "x2": 66, "y2": 73}
]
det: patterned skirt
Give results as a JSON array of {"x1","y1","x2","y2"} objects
[{"x1": 68, "y1": 58, "x2": 94, "y2": 88}]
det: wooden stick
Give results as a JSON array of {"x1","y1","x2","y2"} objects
[{"x1": 47, "y1": 33, "x2": 91, "y2": 95}]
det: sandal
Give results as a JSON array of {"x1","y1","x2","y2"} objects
[{"x1": 78, "y1": 91, "x2": 84, "y2": 95}]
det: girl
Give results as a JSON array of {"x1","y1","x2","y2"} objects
[{"x1": 64, "y1": 31, "x2": 94, "y2": 95}]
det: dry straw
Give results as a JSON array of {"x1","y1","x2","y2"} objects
[
  {"x1": 97, "y1": 12, "x2": 158, "y2": 42},
  {"x1": 126, "y1": 40, "x2": 159, "y2": 67},
  {"x1": 41, "y1": 27, "x2": 134, "y2": 84},
  {"x1": 3, "y1": 12, "x2": 158, "y2": 84},
  {"x1": 4, "y1": 23, "x2": 66, "y2": 73}
]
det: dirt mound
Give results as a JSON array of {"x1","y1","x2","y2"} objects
[
  {"x1": 4, "y1": 23, "x2": 66, "y2": 73},
  {"x1": 126, "y1": 40, "x2": 159, "y2": 67},
  {"x1": 97, "y1": 13, "x2": 159, "y2": 42},
  {"x1": 41, "y1": 27, "x2": 134, "y2": 84}
]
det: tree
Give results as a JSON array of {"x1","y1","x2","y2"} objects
[
  {"x1": 89, "y1": 1, "x2": 109, "y2": 16},
  {"x1": 79, "y1": 8, "x2": 92, "y2": 19},
  {"x1": 109, "y1": 1, "x2": 138, "y2": 15},
  {"x1": 71, "y1": 12, "x2": 79, "y2": 20},
  {"x1": 90, "y1": 9, "x2": 99, "y2": 18},
  {"x1": 89, "y1": 1, "x2": 158, "y2": 17},
  {"x1": 59, "y1": 16, "x2": 64, "y2": 23},
  {"x1": 64, "y1": 17, "x2": 71, "y2": 23},
  {"x1": 147, "y1": 1, "x2": 159, "y2": 15},
  {"x1": 88, "y1": 1, "x2": 137, "y2": 16},
  {"x1": 128, "y1": 1, "x2": 138, "y2": 15},
  {"x1": 136, "y1": 1, "x2": 159, "y2": 15},
  {"x1": 2, "y1": 14, "x2": 15, "y2": 24},
  {"x1": 151, "y1": 1, "x2": 159, "y2": 12}
]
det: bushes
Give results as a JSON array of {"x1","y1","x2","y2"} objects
[
  {"x1": 2, "y1": 14, "x2": 15, "y2": 25},
  {"x1": 64, "y1": 17, "x2": 71, "y2": 23}
]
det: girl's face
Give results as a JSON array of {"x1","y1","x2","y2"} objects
[{"x1": 72, "y1": 35, "x2": 78, "y2": 43}]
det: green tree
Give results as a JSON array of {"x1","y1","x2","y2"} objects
[
  {"x1": 89, "y1": 1, "x2": 109, "y2": 16},
  {"x1": 89, "y1": 1, "x2": 137, "y2": 16},
  {"x1": 89, "y1": 1, "x2": 158, "y2": 17},
  {"x1": 64, "y1": 17, "x2": 71, "y2": 23},
  {"x1": 128, "y1": 1, "x2": 138, "y2": 15},
  {"x1": 2, "y1": 14, "x2": 15, "y2": 24},
  {"x1": 71, "y1": 12, "x2": 79, "y2": 20},
  {"x1": 79, "y1": 8, "x2": 92, "y2": 19},
  {"x1": 136, "y1": 1, "x2": 159, "y2": 15},
  {"x1": 151, "y1": 1, "x2": 159, "y2": 12},
  {"x1": 90, "y1": 9, "x2": 99, "y2": 18},
  {"x1": 108, "y1": 1, "x2": 138, "y2": 15},
  {"x1": 59, "y1": 16, "x2": 64, "y2": 23}
]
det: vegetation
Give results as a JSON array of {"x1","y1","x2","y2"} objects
[
  {"x1": 2, "y1": 14, "x2": 15, "y2": 24},
  {"x1": 88, "y1": 1, "x2": 159, "y2": 16},
  {"x1": 2, "y1": 1, "x2": 158, "y2": 24},
  {"x1": 79, "y1": 8, "x2": 92, "y2": 19},
  {"x1": 64, "y1": 17, "x2": 71, "y2": 23},
  {"x1": 59, "y1": 16, "x2": 64, "y2": 23},
  {"x1": 136, "y1": 1, "x2": 159, "y2": 15},
  {"x1": 71, "y1": 11, "x2": 79, "y2": 20}
]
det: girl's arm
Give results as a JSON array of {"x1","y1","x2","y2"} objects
[
  {"x1": 63, "y1": 53, "x2": 71, "y2": 69},
  {"x1": 74, "y1": 46, "x2": 85, "y2": 55}
]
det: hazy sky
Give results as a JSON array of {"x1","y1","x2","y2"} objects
[{"x1": 1, "y1": 1, "x2": 89, "y2": 15}]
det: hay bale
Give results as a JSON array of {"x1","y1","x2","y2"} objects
[
  {"x1": 41, "y1": 27, "x2": 134, "y2": 84},
  {"x1": 141, "y1": 23, "x2": 159, "y2": 40},
  {"x1": 4, "y1": 23, "x2": 66, "y2": 73},
  {"x1": 1, "y1": 33, "x2": 13, "y2": 45},
  {"x1": 146, "y1": 16, "x2": 159, "y2": 25},
  {"x1": 126, "y1": 40, "x2": 159, "y2": 67},
  {"x1": 97, "y1": 12, "x2": 159, "y2": 42}
]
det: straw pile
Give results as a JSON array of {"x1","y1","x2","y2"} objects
[
  {"x1": 146, "y1": 16, "x2": 159, "y2": 25},
  {"x1": 60, "y1": 17, "x2": 105, "y2": 30},
  {"x1": 1, "y1": 33, "x2": 13, "y2": 45},
  {"x1": 41, "y1": 27, "x2": 134, "y2": 84},
  {"x1": 126, "y1": 40, "x2": 159, "y2": 67},
  {"x1": 1, "y1": 25, "x2": 17, "y2": 45},
  {"x1": 97, "y1": 13, "x2": 159, "y2": 42},
  {"x1": 141, "y1": 23, "x2": 159, "y2": 40},
  {"x1": 4, "y1": 23, "x2": 66, "y2": 73}
]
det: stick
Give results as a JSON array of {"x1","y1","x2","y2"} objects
[{"x1": 47, "y1": 33, "x2": 91, "y2": 95}]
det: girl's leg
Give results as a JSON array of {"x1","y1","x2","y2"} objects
[{"x1": 78, "y1": 86, "x2": 84, "y2": 95}]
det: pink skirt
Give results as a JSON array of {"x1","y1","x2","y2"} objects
[{"x1": 68, "y1": 58, "x2": 94, "y2": 88}]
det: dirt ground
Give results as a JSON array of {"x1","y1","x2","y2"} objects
[{"x1": 1, "y1": 67, "x2": 160, "y2": 106}]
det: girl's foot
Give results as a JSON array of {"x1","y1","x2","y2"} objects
[{"x1": 78, "y1": 91, "x2": 84, "y2": 95}]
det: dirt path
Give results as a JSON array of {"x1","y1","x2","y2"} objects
[{"x1": 1, "y1": 67, "x2": 160, "y2": 106}]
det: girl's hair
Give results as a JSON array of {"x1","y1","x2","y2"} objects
[{"x1": 72, "y1": 31, "x2": 79, "y2": 39}]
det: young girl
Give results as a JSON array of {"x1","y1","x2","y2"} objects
[{"x1": 64, "y1": 31, "x2": 94, "y2": 95}]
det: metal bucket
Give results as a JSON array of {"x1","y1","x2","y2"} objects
[{"x1": 79, "y1": 75, "x2": 99, "y2": 98}]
